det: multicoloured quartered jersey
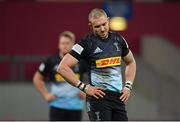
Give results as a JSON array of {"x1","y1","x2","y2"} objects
[
  {"x1": 70, "y1": 32, "x2": 129, "y2": 93},
  {"x1": 38, "y1": 54, "x2": 85, "y2": 110}
]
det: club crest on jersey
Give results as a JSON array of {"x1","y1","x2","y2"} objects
[
  {"x1": 113, "y1": 42, "x2": 120, "y2": 51},
  {"x1": 94, "y1": 47, "x2": 103, "y2": 54},
  {"x1": 96, "y1": 56, "x2": 121, "y2": 68}
]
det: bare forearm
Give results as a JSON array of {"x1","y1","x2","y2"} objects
[
  {"x1": 125, "y1": 61, "x2": 136, "y2": 83},
  {"x1": 33, "y1": 73, "x2": 48, "y2": 97},
  {"x1": 57, "y1": 64, "x2": 79, "y2": 87},
  {"x1": 57, "y1": 54, "x2": 105, "y2": 98}
]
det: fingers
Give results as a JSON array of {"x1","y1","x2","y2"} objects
[
  {"x1": 93, "y1": 90, "x2": 105, "y2": 99},
  {"x1": 124, "y1": 96, "x2": 129, "y2": 102},
  {"x1": 49, "y1": 96, "x2": 56, "y2": 102},
  {"x1": 120, "y1": 93, "x2": 125, "y2": 100},
  {"x1": 87, "y1": 86, "x2": 106, "y2": 99},
  {"x1": 92, "y1": 88, "x2": 106, "y2": 99},
  {"x1": 93, "y1": 94, "x2": 99, "y2": 99},
  {"x1": 120, "y1": 88, "x2": 131, "y2": 102},
  {"x1": 120, "y1": 93, "x2": 129, "y2": 102},
  {"x1": 122, "y1": 95, "x2": 127, "y2": 102},
  {"x1": 97, "y1": 89, "x2": 106, "y2": 96},
  {"x1": 95, "y1": 91, "x2": 104, "y2": 98},
  {"x1": 95, "y1": 87, "x2": 106, "y2": 96}
]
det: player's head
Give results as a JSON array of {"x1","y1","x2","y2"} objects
[
  {"x1": 58, "y1": 31, "x2": 75, "y2": 55},
  {"x1": 88, "y1": 8, "x2": 109, "y2": 39}
]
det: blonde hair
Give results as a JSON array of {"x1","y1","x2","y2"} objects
[
  {"x1": 59, "y1": 31, "x2": 75, "y2": 43},
  {"x1": 88, "y1": 8, "x2": 108, "y2": 22}
]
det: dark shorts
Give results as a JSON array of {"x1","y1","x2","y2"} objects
[
  {"x1": 86, "y1": 90, "x2": 128, "y2": 121},
  {"x1": 49, "y1": 106, "x2": 82, "y2": 121}
]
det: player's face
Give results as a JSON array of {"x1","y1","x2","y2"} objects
[
  {"x1": 58, "y1": 36, "x2": 74, "y2": 55},
  {"x1": 90, "y1": 15, "x2": 109, "y2": 39}
]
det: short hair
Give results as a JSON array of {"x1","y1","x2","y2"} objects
[
  {"x1": 88, "y1": 8, "x2": 108, "y2": 22},
  {"x1": 59, "y1": 31, "x2": 75, "y2": 43}
]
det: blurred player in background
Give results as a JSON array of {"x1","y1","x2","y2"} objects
[
  {"x1": 57, "y1": 9, "x2": 136, "y2": 121},
  {"x1": 33, "y1": 31, "x2": 86, "y2": 121}
]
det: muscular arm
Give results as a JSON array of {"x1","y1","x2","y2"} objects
[
  {"x1": 33, "y1": 71, "x2": 56, "y2": 101},
  {"x1": 57, "y1": 53, "x2": 79, "y2": 87},
  {"x1": 33, "y1": 71, "x2": 48, "y2": 97},
  {"x1": 120, "y1": 50, "x2": 136, "y2": 102},
  {"x1": 123, "y1": 50, "x2": 136, "y2": 83},
  {"x1": 57, "y1": 53, "x2": 105, "y2": 99}
]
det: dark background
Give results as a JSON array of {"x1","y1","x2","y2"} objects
[{"x1": 0, "y1": 0, "x2": 180, "y2": 120}]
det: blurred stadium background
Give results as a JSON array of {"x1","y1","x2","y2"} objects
[{"x1": 0, "y1": 0, "x2": 180, "y2": 120}]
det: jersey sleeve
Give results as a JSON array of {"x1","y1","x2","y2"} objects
[
  {"x1": 38, "y1": 58, "x2": 50, "y2": 77},
  {"x1": 78, "y1": 59, "x2": 89, "y2": 82},
  {"x1": 70, "y1": 38, "x2": 88, "y2": 61},
  {"x1": 121, "y1": 36, "x2": 130, "y2": 57}
]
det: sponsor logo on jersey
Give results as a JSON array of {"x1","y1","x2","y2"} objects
[
  {"x1": 96, "y1": 56, "x2": 121, "y2": 68},
  {"x1": 94, "y1": 47, "x2": 103, "y2": 54}
]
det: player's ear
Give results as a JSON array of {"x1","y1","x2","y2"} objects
[
  {"x1": 88, "y1": 22, "x2": 91, "y2": 26},
  {"x1": 107, "y1": 17, "x2": 110, "y2": 22},
  {"x1": 88, "y1": 22, "x2": 93, "y2": 29}
]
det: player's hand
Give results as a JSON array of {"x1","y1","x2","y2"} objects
[
  {"x1": 85, "y1": 85, "x2": 106, "y2": 99},
  {"x1": 44, "y1": 93, "x2": 57, "y2": 102},
  {"x1": 78, "y1": 91, "x2": 86, "y2": 100},
  {"x1": 120, "y1": 87, "x2": 131, "y2": 102}
]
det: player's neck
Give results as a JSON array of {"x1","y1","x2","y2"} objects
[
  {"x1": 102, "y1": 35, "x2": 108, "y2": 39},
  {"x1": 94, "y1": 32, "x2": 109, "y2": 40},
  {"x1": 59, "y1": 52, "x2": 64, "y2": 58}
]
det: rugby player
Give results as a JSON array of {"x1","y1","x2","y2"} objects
[
  {"x1": 33, "y1": 31, "x2": 86, "y2": 121},
  {"x1": 57, "y1": 9, "x2": 136, "y2": 121}
]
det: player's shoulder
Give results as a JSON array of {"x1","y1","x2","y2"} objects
[
  {"x1": 110, "y1": 31, "x2": 123, "y2": 39},
  {"x1": 44, "y1": 54, "x2": 59, "y2": 63},
  {"x1": 80, "y1": 32, "x2": 94, "y2": 42},
  {"x1": 77, "y1": 32, "x2": 94, "y2": 48},
  {"x1": 46, "y1": 54, "x2": 56, "y2": 60},
  {"x1": 110, "y1": 31, "x2": 126, "y2": 43}
]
